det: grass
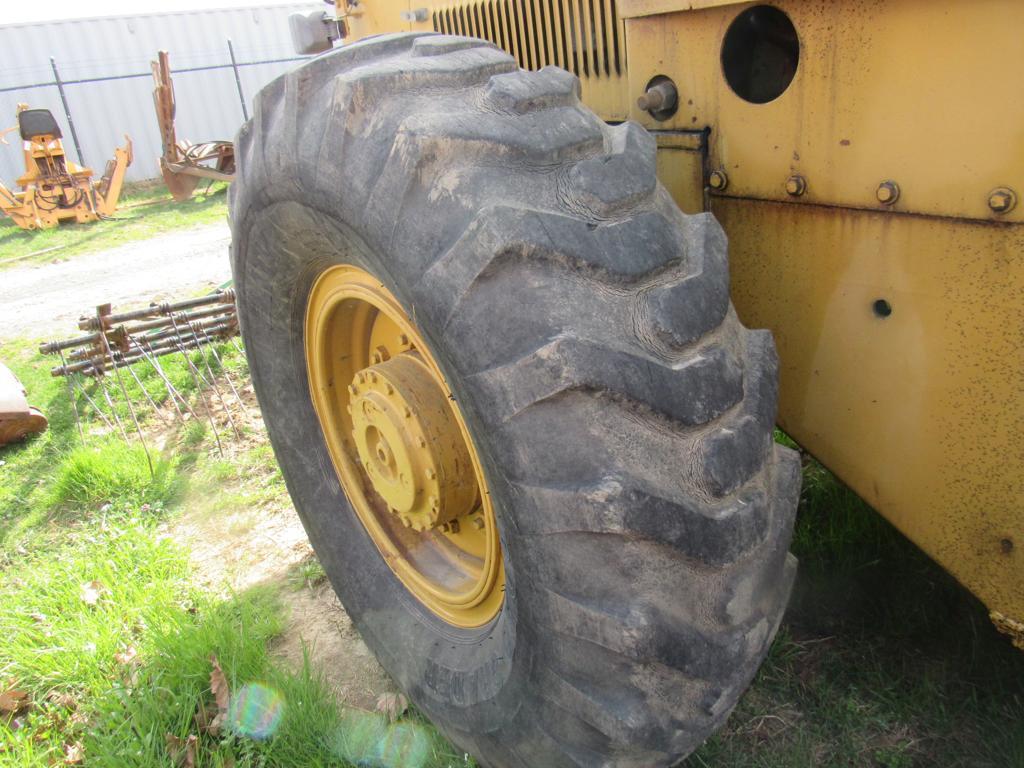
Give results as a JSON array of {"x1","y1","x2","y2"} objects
[
  {"x1": 0, "y1": 341, "x2": 470, "y2": 768},
  {"x1": 684, "y1": 431, "x2": 1024, "y2": 767},
  {"x1": 0, "y1": 180, "x2": 228, "y2": 269},
  {"x1": 2, "y1": 335, "x2": 1022, "y2": 767}
]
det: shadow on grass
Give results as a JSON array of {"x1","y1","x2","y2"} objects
[{"x1": 687, "y1": 434, "x2": 1024, "y2": 768}]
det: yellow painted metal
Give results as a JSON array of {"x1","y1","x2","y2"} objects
[
  {"x1": 717, "y1": 198, "x2": 1024, "y2": 629},
  {"x1": 625, "y1": 1, "x2": 1024, "y2": 223},
  {"x1": 305, "y1": 265, "x2": 504, "y2": 627},
  {"x1": 653, "y1": 131, "x2": 705, "y2": 214},
  {"x1": 0, "y1": 104, "x2": 131, "y2": 230}
]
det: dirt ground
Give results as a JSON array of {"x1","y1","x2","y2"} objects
[
  {"x1": 0, "y1": 223, "x2": 232, "y2": 341},
  {"x1": 163, "y1": 399, "x2": 394, "y2": 712}
]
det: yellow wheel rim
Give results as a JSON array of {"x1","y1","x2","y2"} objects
[{"x1": 304, "y1": 265, "x2": 504, "y2": 627}]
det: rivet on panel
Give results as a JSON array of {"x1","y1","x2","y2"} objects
[
  {"x1": 876, "y1": 180, "x2": 900, "y2": 205},
  {"x1": 708, "y1": 169, "x2": 728, "y2": 191},
  {"x1": 785, "y1": 175, "x2": 806, "y2": 197},
  {"x1": 988, "y1": 187, "x2": 1017, "y2": 214}
]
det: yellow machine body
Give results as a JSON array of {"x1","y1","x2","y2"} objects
[
  {"x1": 332, "y1": 0, "x2": 1023, "y2": 645},
  {"x1": 0, "y1": 106, "x2": 132, "y2": 230}
]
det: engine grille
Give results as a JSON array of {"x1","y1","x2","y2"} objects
[{"x1": 432, "y1": 0, "x2": 624, "y2": 79}]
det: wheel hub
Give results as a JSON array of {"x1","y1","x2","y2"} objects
[{"x1": 350, "y1": 352, "x2": 478, "y2": 532}]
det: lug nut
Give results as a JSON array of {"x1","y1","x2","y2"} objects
[
  {"x1": 876, "y1": 180, "x2": 900, "y2": 205},
  {"x1": 785, "y1": 175, "x2": 806, "y2": 197},
  {"x1": 472, "y1": 515, "x2": 486, "y2": 530},
  {"x1": 988, "y1": 187, "x2": 1017, "y2": 214},
  {"x1": 637, "y1": 80, "x2": 678, "y2": 115},
  {"x1": 709, "y1": 169, "x2": 728, "y2": 191}
]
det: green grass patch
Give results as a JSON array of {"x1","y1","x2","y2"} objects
[
  {"x1": 0, "y1": 181, "x2": 228, "y2": 269},
  {"x1": 1, "y1": 338, "x2": 469, "y2": 768},
  {"x1": 47, "y1": 440, "x2": 177, "y2": 511}
]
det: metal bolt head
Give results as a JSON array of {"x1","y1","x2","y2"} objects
[
  {"x1": 988, "y1": 187, "x2": 1017, "y2": 214},
  {"x1": 785, "y1": 175, "x2": 806, "y2": 197},
  {"x1": 876, "y1": 180, "x2": 900, "y2": 205},
  {"x1": 709, "y1": 169, "x2": 728, "y2": 191},
  {"x1": 472, "y1": 515, "x2": 486, "y2": 530}
]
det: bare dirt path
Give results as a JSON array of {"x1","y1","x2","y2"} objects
[{"x1": 0, "y1": 223, "x2": 232, "y2": 341}]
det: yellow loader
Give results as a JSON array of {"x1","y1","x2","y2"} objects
[{"x1": 230, "y1": 2, "x2": 1023, "y2": 764}]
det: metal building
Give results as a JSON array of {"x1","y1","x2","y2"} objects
[{"x1": 0, "y1": 4, "x2": 315, "y2": 183}]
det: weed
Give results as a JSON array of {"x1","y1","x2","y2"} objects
[
  {"x1": 287, "y1": 555, "x2": 328, "y2": 591},
  {"x1": 47, "y1": 439, "x2": 177, "y2": 510}
]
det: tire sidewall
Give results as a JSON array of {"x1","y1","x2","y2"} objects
[{"x1": 233, "y1": 200, "x2": 529, "y2": 739}]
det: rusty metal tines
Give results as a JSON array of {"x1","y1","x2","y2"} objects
[
  {"x1": 58, "y1": 349, "x2": 85, "y2": 444},
  {"x1": 118, "y1": 349, "x2": 169, "y2": 425},
  {"x1": 97, "y1": 373, "x2": 129, "y2": 443},
  {"x1": 42, "y1": 304, "x2": 237, "y2": 356},
  {"x1": 182, "y1": 318, "x2": 240, "y2": 440},
  {"x1": 196, "y1": 322, "x2": 246, "y2": 414},
  {"x1": 76, "y1": 290, "x2": 235, "y2": 331},
  {"x1": 53, "y1": 325, "x2": 234, "y2": 376},
  {"x1": 75, "y1": 374, "x2": 114, "y2": 430},
  {"x1": 133, "y1": 337, "x2": 198, "y2": 422},
  {"x1": 167, "y1": 318, "x2": 223, "y2": 457},
  {"x1": 97, "y1": 308, "x2": 154, "y2": 479}
]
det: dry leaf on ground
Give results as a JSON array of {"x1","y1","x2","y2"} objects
[
  {"x1": 80, "y1": 581, "x2": 105, "y2": 606},
  {"x1": 64, "y1": 741, "x2": 84, "y2": 764},
  {"x1": 0, "y1": 686, "x2": 29, "y2": 714},
  {"x1": 376, "y1": 692, "x2": 408, "y2": 723},
  {"x1": 209, "y1": 655, "x2": 230, "y2": 733},
  {"x1": 165, "y1": 733, "x2": 197, "y2": 768},
  {"x1": 113, "y1": 646, "x2": 138, "y2": 666}
]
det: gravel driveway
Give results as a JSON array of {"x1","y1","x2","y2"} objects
[{"x1": 0, "y1": 223, "x2": 232, "y2": 341}]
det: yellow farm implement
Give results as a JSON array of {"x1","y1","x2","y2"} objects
[{"x1": 0, "y1": 105, "x2": 131, "y2": 230}]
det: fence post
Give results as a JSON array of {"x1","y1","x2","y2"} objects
[
  {"x1": 49, "y1": 57, "x2": 86, "y2": 167},
  {"x1": 226, "y1": 39, "x2": 249, "y2": 122}
]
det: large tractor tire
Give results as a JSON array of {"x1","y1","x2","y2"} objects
[{"x1": 230, "y1": 33, "x2": 799, "y2": 768}]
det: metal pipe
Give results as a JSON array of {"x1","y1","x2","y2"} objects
[
  {"x1": 49, "y1": 57, "x2": 86, "y2": 167},
  {"x1": 227, "y1": 39, "x2": 249, "y2": 121}
]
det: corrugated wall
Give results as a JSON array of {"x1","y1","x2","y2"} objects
[{"x1": 0, "y1": 5, "x2": 316, "y2": 184}]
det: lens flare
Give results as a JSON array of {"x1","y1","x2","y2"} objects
[
  {"x1": 332, "y1": 710, "x2": 434, "y2": 768},
  {"x1": 228, "y1": 683, "x2": 285, "y2": 740}
]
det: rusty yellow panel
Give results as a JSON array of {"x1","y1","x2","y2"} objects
[
  {"x1": 717, "y1": 197, "x2": 1024, "y2": 624},
  {"x1": 618, "y1": 0, "x2": 743, "y2": 19},
  {"x1": 654, "y1": 134, "x2": 705, "y2": 214},
  {"x1": 626, "y1": 0, "x2": 1024, "y2": 222}
]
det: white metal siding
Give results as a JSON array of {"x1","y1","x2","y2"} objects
[{"x1": 0, "y1": 5, "x2": 317, "y2": 184}]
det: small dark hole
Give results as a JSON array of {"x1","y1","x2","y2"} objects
[
  {"x1": 873, "y1": 299, "x2": 892, "y2": 318},
  {"x1": 1001, "y1": 538, "x2": 1014, "y2": 555},
  {"x1": 721, "y1": 5, "x2": 799, "y2": 104}
]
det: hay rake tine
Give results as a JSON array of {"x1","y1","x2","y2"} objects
[
  {"x1": 135, "y1": 339, "x2": 196, "y2": 422},
  {"x1": 58, "y1": 350, "x2": 85, "y2": 444},
  {"x1": 189, "y1": 322, "x2": 242, "y2": 438},
  {"x1": 180, "y1": 318, "x2": 239, "y2": 438},
  {"x1": 122, "y1": 353, "x2": 169, "y2": 424},
  {"x1": 97, "y1": 311, "x2": 155, "y2": 480},
  {"x1": 98, "y1": 374, "x2": 129, "y2": 443},
  {"x1": 169, "y1": 331, "x2": 224, "y2": 457},
  {"x1": 75, "y1": 374, "x2": 113, "y2": 430},
  {"x1": 197, "y1": 324, "x2": 246, "y2": 413}
]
